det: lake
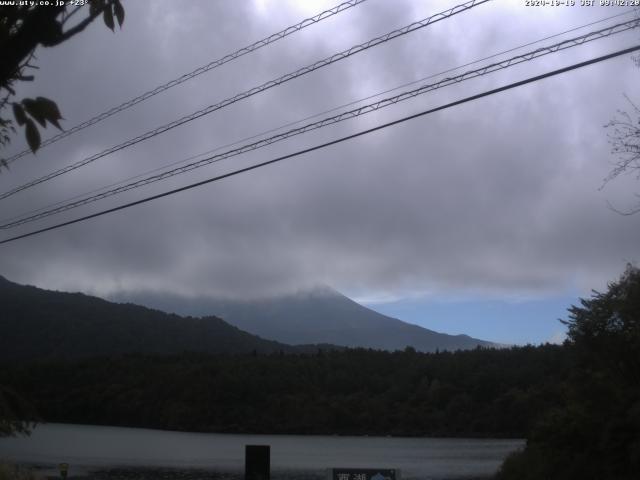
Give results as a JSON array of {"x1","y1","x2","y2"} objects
[{"x1": 0, "y1": 424, "x2": 524, "y2": 480}]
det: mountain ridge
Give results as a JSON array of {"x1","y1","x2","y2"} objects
[
  {"x1": 0, "y1": 275, "x2": 316, "y2": 361},
  {"x1": 1, "y1": 274, "x2": 495, "y2": 357},
  {"x1": 112, "y1": 284, "x2": 495, "y2": 352}
]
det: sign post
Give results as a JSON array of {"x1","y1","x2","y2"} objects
[
  {"x1": 329, "y1": 468, "x2": 400, "y2": 480},
  {"x1": 58, "y1": 463, "x2": 69, "y2": 480},
  {"x1": 245, "y1": 445, "x2": 270, "y2": 480}
]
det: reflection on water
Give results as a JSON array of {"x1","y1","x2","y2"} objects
[{"x1": 0, "y1": 423, "x2": 524, "y2": 479}]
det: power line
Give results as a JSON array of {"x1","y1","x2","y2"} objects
[
  {"x1": 3, "y1": 17, "x2": 636, "y2": 227},
  {"x1": 2, "y1": 44, "x2": 638, "y2": 246},
  {"x1": 5, "y1": 8, "x2": 631, "y2": 227},
  {"x1": 4, "y1": 0, "x2": 370, "y2": 165},
  {"x1": 0, "y1": 0, "x2": 492, "y2": 201},
  {"x1": 4, "y1": 10, "x2": 627, "y2": 229},
  {"x1": 3, "y1": 17, "x2": 637, "y2": 230}
]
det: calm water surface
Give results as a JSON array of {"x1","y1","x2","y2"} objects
[{"x1": 0, "y1": 424, "x2": 524, "y2": 479}]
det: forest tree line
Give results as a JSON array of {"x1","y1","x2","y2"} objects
[{"x1": 1, "y1": 344, "x2": 570, "y2": 438}]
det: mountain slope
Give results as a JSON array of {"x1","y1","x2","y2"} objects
[
  {"x1": 0, "y1": 275, "x2": 300, "y2": 361},
  {"x1": 113, "y1": 286, "x2": 495, "y2": 352}
]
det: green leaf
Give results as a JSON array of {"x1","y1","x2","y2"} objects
[
  {"x1": 103, "y1": 5, "x2": 115, "y2": 31},
  {"x1": 22, "y1": 98, "x2": 47, "y2": 128},
  {"x1": 12, "y1": 103, "x2": 27, "y2": 126},
  {"x1": 114, "y1": 0, "x2": 125, "y2": 27},
  {"x1": 24, "y1": 118, "x2": 41, "y2": 153},
  {"x1": 35, "y1": 97, "x2": 63, "y2": 130}
]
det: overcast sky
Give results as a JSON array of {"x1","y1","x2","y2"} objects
[{"x1": 1, "y1": 0, "x2": 638, "y2": 343}]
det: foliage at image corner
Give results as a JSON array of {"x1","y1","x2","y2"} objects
[
  {"x1": 0, "y1": 383, "x2": 37, "y2": 437},
  {"x1": 496, "y1": 264, "x2": 640, "y2": 480},
  {"x1": 0, "y1": 0, "x2": 124, "y2": 166},
  {"x1": 0, "y1": 463, "x2": 38, "y2": 480}
]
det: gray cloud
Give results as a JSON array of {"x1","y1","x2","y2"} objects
[{"x1": 0, "y1": 0, "x2": 638, "y2": 301}]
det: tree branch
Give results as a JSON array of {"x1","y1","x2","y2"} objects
[{"x1": 53, "y1": 3, "x2": 108, "y2": 45}]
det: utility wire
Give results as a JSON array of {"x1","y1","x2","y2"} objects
[
  {"x1": 1, "y1": 44, "x2": 638, "y2": 246},
  {"x1": 0, "y1": 0, "x2": 492, "y2": 201},
  {"x1": 2, "y1": 18, "x2": 637, "y2": 230},
  {"x1": 4, "y1": 0, "x2": 370, "y2": 165},
  {"x1": 4, "y1": 8, "x2": 631, "y2": 227}
]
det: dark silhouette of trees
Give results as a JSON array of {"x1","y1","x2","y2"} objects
[
  {"x1": 497, "y1": 265, "x2": 640, "y2": 480},
  {"x1": 0, "y1": 385, "x2": 36, "y2": 437},
  {"x1": 0, "y1": 345, "x2": 571, "y2": 438}
]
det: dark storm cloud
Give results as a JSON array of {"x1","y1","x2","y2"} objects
[{"x1": 0, "y1": 0, "x2": 638, "y2": 300}]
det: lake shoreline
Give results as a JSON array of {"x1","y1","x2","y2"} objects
[
  {"x1": 25, "y1": 421, "x2": 523, "y2": 440},
  {"x1": 1, "y1": 424, "x2": 520, "y2": 480},
  {"x1": 22, "y1": 463, "x2": 494, "y2": 480}
]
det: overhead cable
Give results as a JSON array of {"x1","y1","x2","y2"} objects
[
  {"x1": 0, "y1": 0, "x2": 492, "y2": 201},
  {"x1": 2, "y1": 17, "x2": 637, "y2": 229},
  {"x1": 6, "y1": 8, "x2": 630, "y2": 227},
  {"x1": 1, "y1": 44, "x2": 638, "y2": 246},
  {"x1": 3, "y1": 0, "x2": 370, "y2": 165}
]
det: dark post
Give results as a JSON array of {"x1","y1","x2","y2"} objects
[
  {"x1": 245, "y1": 445, "x2": 270, "y2": 480},
  {"x1": 58, "y1": 463, "x2": 69, "y2": 480}
]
